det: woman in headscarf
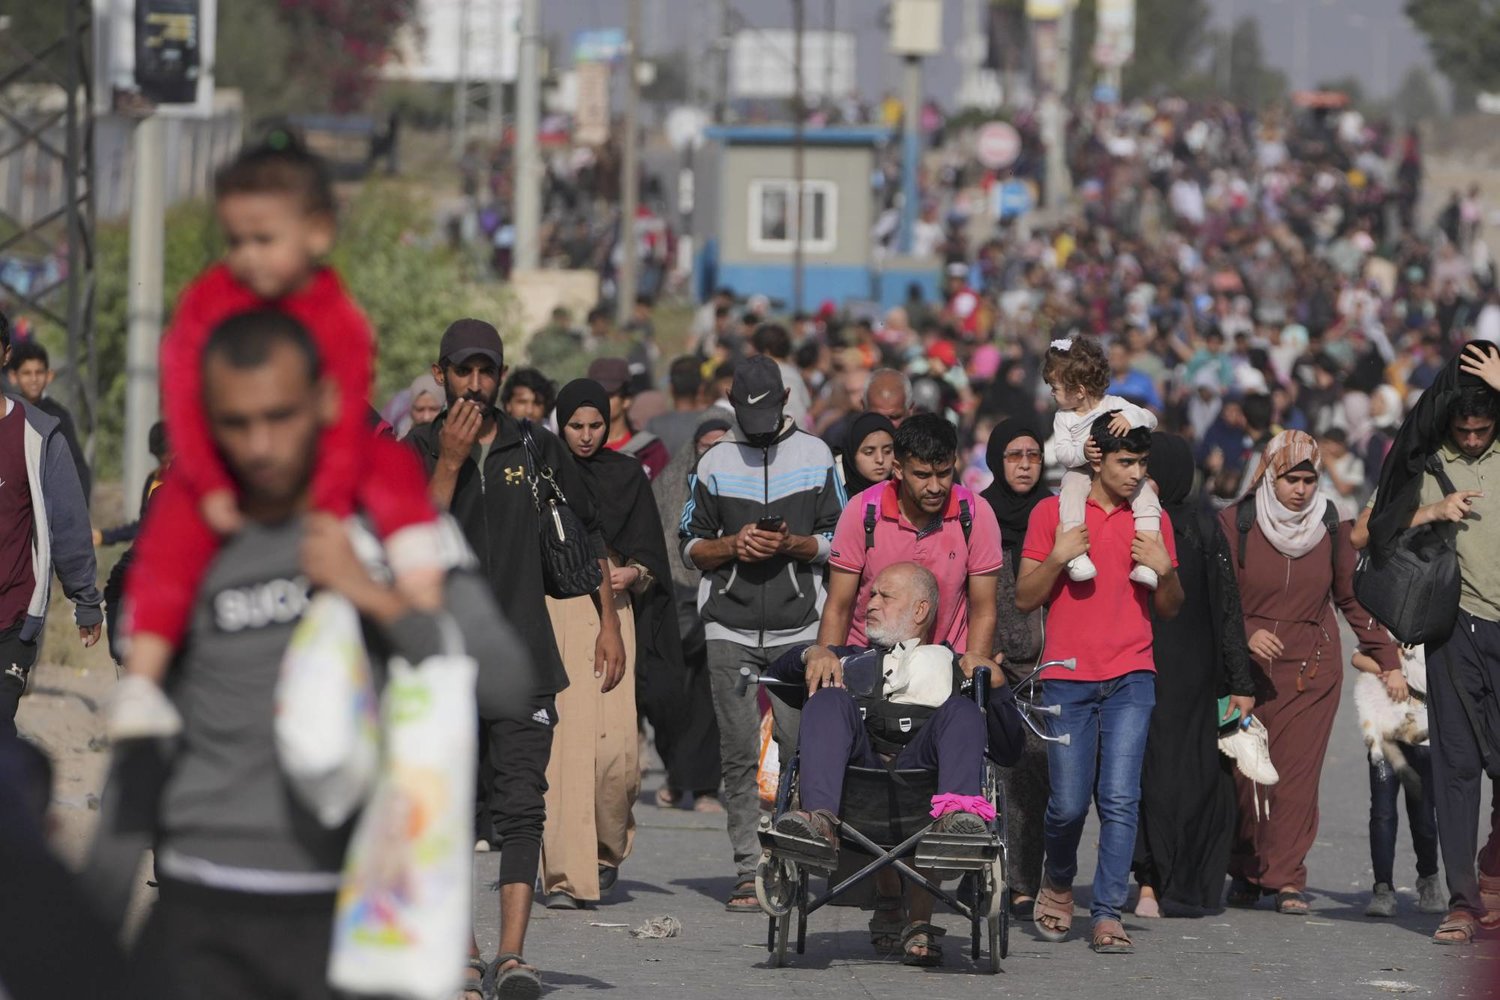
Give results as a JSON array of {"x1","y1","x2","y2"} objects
[
  {"x1": 1218, "y1": 430, "x2": 1398, "y2": 914},
  {"x1": 979, "y1": 420, "x2": 1051, "y2": 915},
  {"x1": 540, "y1": 379, "x2": 687, "y2": 908},
  {"x1": 648, "y1": 418, "x2": 731, "y2": 812},
  {"x1": 1132, "y1": 433, "x2": 1255, "y2": 916},
  {"x1": 838, "y1": 412, "x2": 897, "y2": 501}
]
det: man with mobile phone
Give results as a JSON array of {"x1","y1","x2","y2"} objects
[{"x1": 680, "y1": 355, "x2": 844, "y2": 913}]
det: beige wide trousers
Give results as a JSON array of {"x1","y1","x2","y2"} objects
[{"x1": 540, "y1": 582, "x2": 639, "y2": 901}]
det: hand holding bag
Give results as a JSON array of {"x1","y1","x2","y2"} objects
[
  {"x1": 1354, "y1": 455, "x2": 1463, "y2": 645},
  {"x1": 520, "y1": 424, "x2": 604, "y2": 599},
  {"x1": 275, "y1": 591, "x2": 380, "y2": 828},
  {"x1": 328, "y1": 615, "x2": 478, "y2": 1000}
]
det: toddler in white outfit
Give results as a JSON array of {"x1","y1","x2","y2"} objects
[{"x1": 1044, "y1": 337, "x2": 1162, "y2": 587}]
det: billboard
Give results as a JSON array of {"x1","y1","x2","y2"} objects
[
  {"x1": 385, "y1": 0, "x2": 519, "y2": 83},
  {"x1": 730, "y1": 30, "x2": 854, "y2": 101},
  {"x1": 1092, "y1": 0, "x2": 1136, "y2": 69}
]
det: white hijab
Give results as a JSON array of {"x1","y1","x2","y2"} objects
[{"x1": 1249, "y1": 430, "x2": 1332, "y2": 560}]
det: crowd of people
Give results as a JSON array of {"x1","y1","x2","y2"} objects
[{"x1": 2, "y1": 91, "x2": 1500, "y2": 999}]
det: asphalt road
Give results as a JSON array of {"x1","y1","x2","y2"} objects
[{"x1": 473, "y1": 632, "x2": 1499, "y2": 1000}]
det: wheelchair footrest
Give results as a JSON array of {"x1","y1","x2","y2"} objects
[
  {"x1": 758, "y1": 829, "x2": 838, "y2": 871},
  {"x1": 914, "y1": 833, "x2": 998, "y2": 872}
]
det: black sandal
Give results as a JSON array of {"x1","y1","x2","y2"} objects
[
  {"x1": 1275, "y1": 890, "x2": 1309, "y2": 915},
  {"x1": 900, "y1": 922, "x2": 946, "y2": 967},
  {"x1": 459, "y1": 957, "x2": 486, "y2": 1000},
  {"x1": 483, "y1": 953, "x2": 541, "y2": 1000},
  {"x1": 1226, "y1": 878, "x2": 1260, "y2": 908},
  {"x1": 726, "y1": 877, "x2": 759, "y2": 913}
]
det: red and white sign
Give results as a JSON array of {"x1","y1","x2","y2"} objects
[{"x1": 975, "y1": 121, "x2": 1021, "y2": 170}]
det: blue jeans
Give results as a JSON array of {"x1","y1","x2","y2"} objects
[{"x1": 1042, "y1": 671, "x2": 1156, "y2": 923}]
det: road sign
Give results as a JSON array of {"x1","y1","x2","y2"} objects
[
  {"x1": 976, "y1": 121, "x2": 1021, "y2": 170},
  {"x1": 993, "y1": 180, "x2": 1034, "y2": 220}
]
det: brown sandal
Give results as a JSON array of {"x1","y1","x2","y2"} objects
[
  {"x1": 1433, "y1": 909, "x2": 1480, "y2": 945},
  {"x1": 1034, "y1": 880, "x2": 1074, "y2": 942},
  {"x1": 1091, "y1": 918, "x2": 1134, "y2": 954}
]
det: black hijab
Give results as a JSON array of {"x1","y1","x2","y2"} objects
[
  {"x1": 979, "y1": 420, "x2": 1049, "y2": 561},
  {"x1": 556, "y1": 379, "x2": 666, "y2": 582},
  {"x1": 1150, "y1": 431, "x2": 1196, "y2": 511},
  {"x1": 1369, "y1": 341, "x2": 1499, "y2": 561},
  {"x1": 841, "y1": 413, "x2": 897, "y2": 498},
  {"x1": 558, "y1": 378, "x2": 688, "y2": 719}
]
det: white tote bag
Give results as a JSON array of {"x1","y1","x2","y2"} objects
[
  {"x1": 275, "y1": 591, "x2": 380, "y2": 828},
  {"x1": 328, "y1": 622, "x2": 478, "y2": 1000}
]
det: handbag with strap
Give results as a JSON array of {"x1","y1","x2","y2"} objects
[
  {"x1": 1353, "y1": 454, "x2": 1462, "y2": 646},
  {"x1": 520, "y1": 425, "x2": 604, "y2": 599}
]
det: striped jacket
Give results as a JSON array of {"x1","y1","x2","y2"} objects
[{"x1": 680, "y1": 418, "x2": 845, "y2": 645}]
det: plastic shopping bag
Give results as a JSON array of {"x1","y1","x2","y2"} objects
[
  {"x1": 329, "y1": 645, "x2": 478, "y2": 1000},
  {"x1": 757, "y1": 711, "x2": 780, "y2": 805},
  {"x1": 275, "y1": 591, "x2": 379, "y2": 828}
]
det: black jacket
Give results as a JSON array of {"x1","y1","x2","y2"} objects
[{"x1": 407, "y1": 411, "x2": 605, "y2": 695}]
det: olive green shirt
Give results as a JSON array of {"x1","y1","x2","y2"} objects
[{"x1": 1418, "y1": 439, "x2": 1500, "y2": 621}]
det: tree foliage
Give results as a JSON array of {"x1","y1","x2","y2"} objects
[{"x1": 1405, "y1": 0, "x2": 1500, "y2": 105}]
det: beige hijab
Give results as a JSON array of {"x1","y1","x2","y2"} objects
[{"x1": 1248, "y1": 430, "x2": 1330, "y2": 559}]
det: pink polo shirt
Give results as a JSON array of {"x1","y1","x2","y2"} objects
[
  {"x1": 1021, "y1": 495, "x2": 1177, "y2": 682},
  {"x1": 829, "y1": 481, "x2": 1004, "y2": 652}
]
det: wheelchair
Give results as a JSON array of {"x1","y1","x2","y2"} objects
[{"x1": 742, "y1": 657, "x2": 1075, "y2": 972}]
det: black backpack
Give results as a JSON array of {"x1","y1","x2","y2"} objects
[
  {"x1": 864, "y1": 497, "x2": 973, "y2": 550},
  {"x1": 1235, "y1": 495, "x2": 1341, "y2": 575},
  {"x1": 1352, "y1": 455, "x2": 1463, "y2": 645}
]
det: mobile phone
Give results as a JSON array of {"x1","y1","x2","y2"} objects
[{"x1": 756, "y1": 514, "x2": 786, "y2": 532}]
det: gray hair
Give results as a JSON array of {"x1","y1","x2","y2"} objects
[
  {"x1": 869, "y1": 562, "x2": 939, "y2": 644},
  {"x1": 863, "y1": 368, "x2": 913, "y2": 410}
]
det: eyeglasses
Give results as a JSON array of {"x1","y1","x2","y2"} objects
[{"x1": 1003, "y1": 449, "x2": 1043, "y2": 464}]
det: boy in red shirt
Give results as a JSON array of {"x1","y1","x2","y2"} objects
[{"x1": 110, "y1": 137, "x2": 442, "y2": 738}]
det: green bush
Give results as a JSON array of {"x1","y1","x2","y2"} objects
[{"x1": 84, "y1": 181, "x2": 518, "y2": 476}]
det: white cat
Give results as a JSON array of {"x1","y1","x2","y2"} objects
[{"x1": 1353, "y1": 647, "x2": 1428, "y2": 793}]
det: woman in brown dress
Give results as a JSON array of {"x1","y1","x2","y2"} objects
[{"x1": 1219, "y1": 430, "x2": 1398, "y2": 914}]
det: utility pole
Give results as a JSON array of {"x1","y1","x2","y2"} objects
[
  {"x1": 488, "y1": 0, "x2": 505, "y2": 141},
  {"x1": 824, "y1": 0, "x2": 836, "y2": 108},
  {"x1": 452, "y1": 0, "x2": 472, "y2": 158},
  {"x1": 616, "y1": 0, "x2": 643, "y2": 326},
  {"x1": 792, "y1": 0, "x2": 806, "y2": 313},
  {"x1": 897, "y1": 54, "x2": 921, "y2": 252},
  {"x1": 1043, "y1": 3, "x2": 1074, "y2": 214},
  {"x1": 715, "y1": 0, "x2": 731, "y2": 123},
  {"x1": 124, "y1": 114, "x2": 164, "y2": 517},
  {"x1": 513, "y1": 0, "x2": 540, "y2": 270}
]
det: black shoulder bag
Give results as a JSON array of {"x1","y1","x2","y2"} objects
[
  {"x1": 520, "y1": 426, "x2": 604, "y2": 599},
  {"x1": 1353, "y1": 454, "x2": 1462, "y2": 646}
]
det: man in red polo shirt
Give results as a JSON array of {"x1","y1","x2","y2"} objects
[
  {"x1": 1015, "y1": 413, "x2": 1183, "y2": 956},
  {"x1": 818, "y1": 413, "x2": 1003, "y2": 673}
]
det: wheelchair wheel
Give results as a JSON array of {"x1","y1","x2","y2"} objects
[
  {"x1": 756, "y1": 852, "x2": 799, "y2": 917},
  {"x1": 981, "y1": 855, "x2": 1009, "y2": 960}
]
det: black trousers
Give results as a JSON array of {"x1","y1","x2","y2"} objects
[
  {"x1": 1427, "y1": 611, "x2": 1500, "y2": 914},
  {"x1": 476, "y1": 696, "x2": 557, "y2": 886},
  {"x1": 0, "y1": 623, "x2": 39, "y2": 740},
  {"x1": 126, "y1": 880, "x2": 338, "y2": 1000}
]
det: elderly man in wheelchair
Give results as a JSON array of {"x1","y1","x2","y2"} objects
[{"x1": 746, "y1": 561, "x2": 1046, "y2": 970}]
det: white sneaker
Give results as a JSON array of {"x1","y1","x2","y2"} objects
[
  {"x1": 1066, "y1": 554, "x2": 1097, "y2": 582},
  {"x1": 107, "y1": 674, "x2": 183, "y2": 740},
  {"x1": 1218, "y1": 717, "x2": 1279, "y2": 785},
  {"x1": 1129, "y1": 564, "x2": 1159, "y2": 590}
]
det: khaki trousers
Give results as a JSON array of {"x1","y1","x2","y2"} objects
[{"x1": 540, "y1": 585, "x2": 639, "y2": 900}]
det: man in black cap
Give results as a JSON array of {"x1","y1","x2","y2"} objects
[
  {"x1": 405, "y1": 318, "x2": 625, "y2": 995},
  {"x1": 679, "y1": 355, "x2": 845, "y2": 911}
]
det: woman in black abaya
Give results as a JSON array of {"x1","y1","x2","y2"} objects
[
  {"x1": 1131, "y1": 432, "x2": 1256, "y2": 915},
  {"x1": 979, "y1": 420, "x2": 1051, "y2": 914}
]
